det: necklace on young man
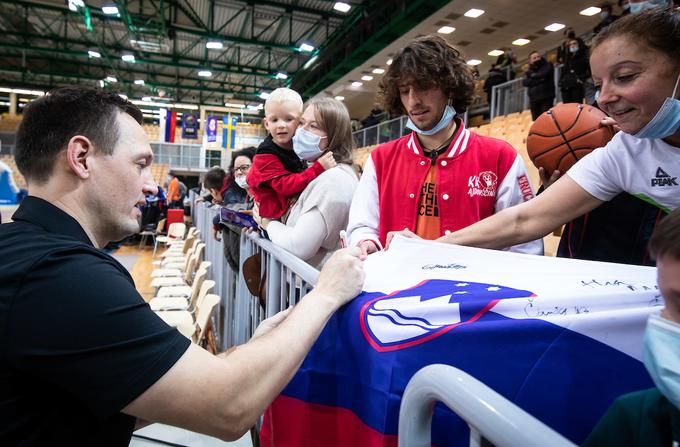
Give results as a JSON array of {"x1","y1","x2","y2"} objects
[{"x1": 421, "y1": 126, "x2": 456, "y2": 165}]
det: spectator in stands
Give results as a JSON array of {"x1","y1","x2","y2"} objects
[
  {"x1": 0, "y1": 86, "x2": 365, "y2": 444},
  {"x1": 559, "y1": 39, "x2": 591, "y2": 104},
  {"x1": 432, "y1": 8, "x2": 680, "y2": 256},
  {"x1": 360, "y1": 105, "x2": 384, "y2": 129},
  {"x1": 556, "y1": 27, "x2": 586, "y2": 66},
  {"x1": 254, "y1": 97, "x2": 359, "y2": 268},
  {"x1": 594, "y1": 2, "x2": 619, "y2": 34},
  {"x1": 246, "y1": 88, "x2": 336, "y2": 220},
  {"x1": 523, "y1": 51, "x2": 555, "y2": 120},
  {"x1": 166, "y1": 170, "x2": 181, "y2": 208},
  {"x1": 629, "y1": 0, "x2": 671, "y2": 12},
  {"x1": 619, "y1": 0, "x2": 631, "y2": 14},
  {"x1": 582, "y1": 208, "x2": 680, "y2": 446},
  {"x1": 213, "y1": 147, "x2": 257, "y2": 271},
  {"x1": 484, "y1": 64, "x2": 507, "y2": 109},
  {"x1": 495, "y1": 47, "x2": 516, "y2": 79},
  {"x1": 347, "y1": 35, "x2": 542, "y2": 257}
]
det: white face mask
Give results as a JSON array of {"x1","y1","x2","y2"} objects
[
  {"x1": 644, "y1": 313, "x2": 680, "y2": 409},
  {"x1": 293, "y1": 127, "x2": 328, "y2": 161},
  {"x1": 234, "y1": 175, "x2": 248, "y2": 189}
]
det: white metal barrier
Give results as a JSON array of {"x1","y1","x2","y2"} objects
[
  {"x1": 398, "y1": 364, "x2": 577, "y2": 447},
  {"x1": 190, "y1": 199, "x2": 579, "y2": 445},
  {"x1": 191, "y1": 197, "x2": 319, "y2": 349}
]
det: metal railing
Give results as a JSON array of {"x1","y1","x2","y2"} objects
[
  {"x1": 352, "y1": 112, "x2": 469, "y2": 149},
  {"x1": 191, "y1": 197, "x2": 319, "y2": 349},
  {"x1": 191, "y1": 198, "x2": 581, "y2": 445},
  {"x1": 398, "y1": 364, "x2": 577, "y2": 447},
  {"x1": 151, "y1": 142, "x2": 205, "y2": 171}
]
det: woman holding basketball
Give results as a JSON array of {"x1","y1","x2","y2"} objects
[{"x1": 387, "y1": 7, "x2": 680, "y2": 252}]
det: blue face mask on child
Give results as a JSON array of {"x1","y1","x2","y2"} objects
[
  {"x1": 635, "y1": 73, "x2": 680, "y2": 139},
  {"x1": 292, "y1": 127, "x2": 327, "y2": 161},
  {"x1": 406, "y1": 105, "x2": 457, "y2": 136},
  {"x1": 644, "y1": 313, "x2": 680, "y2": 410}
]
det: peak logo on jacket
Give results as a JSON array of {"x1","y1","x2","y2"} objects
[{"x1": 467, "y1": 171, "x2": 498, "y2": 197}]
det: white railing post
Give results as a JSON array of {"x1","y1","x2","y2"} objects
[{"x1": 398, "y1": 364, "x2": 576, "y2": 447}]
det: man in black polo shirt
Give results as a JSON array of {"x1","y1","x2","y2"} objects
[{"x1": 0, "y1": 86, "x2": 365, "y2": 445}]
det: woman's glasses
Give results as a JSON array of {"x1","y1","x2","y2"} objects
[{"x1": 234, "y1": 164, "x2": 251, "y2": 174}]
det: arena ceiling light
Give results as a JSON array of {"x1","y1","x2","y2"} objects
[
  {"x1": 259, "y1": 91, "x2": 271, "y2": 100},
  {"x1": 275, "y1": 72, "x2": 288, "y2": 80},
  {"x1": 333, "y1": 2, "x2": 351, "y2": 13},
  {"x1": 464, "y1": 8, "x2": 485, "y2": 18},
  {"x1": 206, "y1": 40, "x2": 224, "y2": 50},
  {"x1": 437, "y1": 26, "x2": 455, "y2": 34},
  {"x1": 101, "y1": 3, "x2": 119, "y2": 15},
  {"x1": 141, "y1": 96, "x2": 152, "y2": 101},
  {"x1": 361, "y1": 75, "x2": 374, "y2": 81},
  {"x1": 580, "y1": 6, "x2": 601, "y2": 16},
  {"x1": 467, "y1": 59, "x2": 482, "y2": 66},
  {"x1": 512, "y1": 38, "x2": 531, "y2": 46},
  {"x1": 0, "y1": 87, "x2": 45, "y2": 96},
  {"x1": 87, "y1": 50, "x2": 101, "y2": 58},
  {"x1": 134, "y1": 79, "x2": 145, "y2": 85},
  {"x1": 334, "y1": 96, "x2": 345, "y2": 101},
  {"x1": 372, "y1": 68, "x2": 385, "y2": 74},
  {"x1": 67, "y1": 0, "x2": 84, "y2": 12},
  {"x1": 386, "y1": 58, "x2": 393, "y2": 65},
  {"x1": 351, "y1": 81, "x2": 363, "y2": 87},
  {"x1": 121, "y1": 53, "x2": 135, "y2": 63},
  {"x1": 225, "y1": 102, "x2": 245, "y2": 108},
  {"x1": 105, "y1": 76, "x2": 118, "y2": 83},
  {"x1": 488, "y1": 49, "x2": 504, "y2": 57},
  {"x1": 197, "y1": 70, "x2": 213, "y2": 77},
  {"x1": 298, "y1": 42, "x2": 315, "y2": 52},
  {"x1": 118, "y1": 93, "x2": 128, "y2": 100},
  {"x1": 545, "y1": 23, "x2": 566, "y2": 32}
]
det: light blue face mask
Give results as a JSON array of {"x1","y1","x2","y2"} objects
[
  {"x1": 630, "y1": 0, "x2": 667, "y2": 13},
  {"x1": 292, "y1": 127, "x2": 327, "y2": 161},
  {"x1": 643, "y1": 313, "x2": 680, "y2": 409},
  {"x1": 635, "y1": 73, "x2": 680, "y2": 139},
  {"x1": 406, "y1": 104, "x2": 457, "y2": 136}
]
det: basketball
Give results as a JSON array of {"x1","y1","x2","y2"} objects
[{"x1": 526, "y1": 103, "x2": 615, "y2": 174}]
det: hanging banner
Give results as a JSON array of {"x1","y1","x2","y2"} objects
[
  {"x1": 164, "y1": 110, "x2": 177, "y2": 143},
  {"x1": 222, "y1": 115, "x2": 238, "y2": 149},
  {"x1": 262, "y1": 236, "x2": 659, "y2": 446},
  {"x1": 182, "y1": 113, "x2": 199, "y2": 140},
  {"x1": 206, "y1": 116, "x2": 218, "y2": 143}
]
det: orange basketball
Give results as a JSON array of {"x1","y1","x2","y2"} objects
[{"x1": 526, "y1": 103, "x2": 615, "y2": 174}]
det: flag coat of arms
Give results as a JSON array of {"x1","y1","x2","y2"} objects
[{"x1": 261, "y1": 236, "x2": 659, "y2": 446}]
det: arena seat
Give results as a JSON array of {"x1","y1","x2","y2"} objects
[{"x1": 0, "y1": 155, "x2": 27, "y2": 190}]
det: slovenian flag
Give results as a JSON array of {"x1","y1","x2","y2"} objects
[
  {"x1": 164, "y1": 110, "x2": 177, "y2": 143},
  {"x1": 261, "y1": 236, "x2": 658, "y2": 446}
]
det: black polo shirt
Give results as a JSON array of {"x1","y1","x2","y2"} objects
[{"x1": 0, "y1": 196, "x2": 191, "y2": 446}]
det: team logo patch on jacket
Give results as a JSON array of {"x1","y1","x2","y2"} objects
[{"x1": 467, "y1": 171, "x2": 498, "y2": 197}]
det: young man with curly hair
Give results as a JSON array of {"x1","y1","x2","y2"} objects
[{"x1": 347, "y1": 35, "x2": 543, "y2": 256}]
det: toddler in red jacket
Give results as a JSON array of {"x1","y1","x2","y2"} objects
[{"x1": 246, "y1": 88, "x2": 335, "y2": 219}]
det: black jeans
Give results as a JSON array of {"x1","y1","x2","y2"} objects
[
  {"x1": 561, "y1": 86, "x2": 584, "y2": 105},
  {"x1": 530, "y1": 98, "x2": 555, "y2": 120}
]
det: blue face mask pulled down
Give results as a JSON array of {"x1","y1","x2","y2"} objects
[
  {"x1": 292, "y1": 127, "x2": 327, "y2": 161},
  {"x1": 406, "y1": 105, "x2": 456, "y2": 136},
  {"x1": 644, "y1": 313, "x2": 680, "y2": 410},
  {"x1": 630, "y1": 0, "x2": 667, "y2": 13},
  {"x1": 635, "y1": 73, "x2": 680, "y2": 139}
]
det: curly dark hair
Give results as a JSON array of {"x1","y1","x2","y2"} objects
[{"x1": 378, "y1": 35, "x2": 476, "y2": 115}]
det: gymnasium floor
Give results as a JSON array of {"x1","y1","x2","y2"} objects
[{"x1": 112, "y1": 242, "x2": 253, "y2": 447}]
